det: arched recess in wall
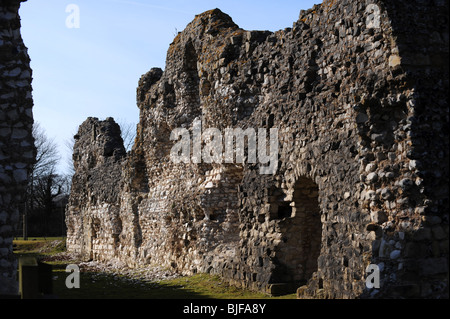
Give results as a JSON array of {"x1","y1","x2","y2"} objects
[
  {"x1": 179, "y1": 40, "x2": 201, "y2": 119},
  {"x1": 269, "y1": 176, "x2": 322, "y2": 288}
]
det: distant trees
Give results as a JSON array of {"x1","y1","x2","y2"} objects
[{"x1": 21, "y1": 123, "x2": 70, "y2": 239}]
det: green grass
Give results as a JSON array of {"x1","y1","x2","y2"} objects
[
  {"x1": 13, "y1": 238, "x2": 296, "y2": 299},
  {"x1": 52, "y1": 271, "x2": 282, "y2": 299},
  {"x1": 13, "y1": 237, "x2": 67, "y2": 259}
]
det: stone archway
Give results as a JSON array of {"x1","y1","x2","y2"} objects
[{"x1": 270, "y1": 177, "x2": 322, "y2": 289}]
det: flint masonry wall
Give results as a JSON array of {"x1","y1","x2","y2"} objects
[
  {"x1": 0, "y1": 0, "x2": 35, "y2": 295},
  {"x1": 66, "y1": 0, "x2": 449, "y2": 298},
  {"x1": 66, "y1": 117, "x2": 126, "y2": 262}
]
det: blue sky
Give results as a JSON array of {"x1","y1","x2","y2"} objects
[{"x1": 19, "y1": 0, "x2": 320, "y2": 174}]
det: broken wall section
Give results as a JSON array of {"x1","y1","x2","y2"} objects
[{"x1": 66, "y1": 117, "x2": 126, "y2": 262}]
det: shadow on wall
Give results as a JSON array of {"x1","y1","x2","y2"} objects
[
  {"x1": 268, "y1": 177, "x2": 322, "y2": 290},
  {"x1": 359, "y1": 0, "x2": 449, "y2": 298}
]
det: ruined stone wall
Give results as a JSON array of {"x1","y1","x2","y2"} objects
[
  {"x1": 66, "y1": 117, "x2": 126, "y2": 262},
  {"x1": 66, "y1": 0, "x2": 448, "y2": 298},
  {"x1": 0, "y1": 0, "x2": 35, "y2": 295}
]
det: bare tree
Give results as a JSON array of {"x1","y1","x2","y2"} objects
[
  {"x1": 32, "y1": 122, "x2": 59, "y2": 177},
  {"x1": 117, "y1": 119, "x2": 136, "y2": 152},
  {"x1": 23, "y1": 123, "x2": 63, "y2": 239},
  {"x1": 64, "y1": 129, "x2": 77, "y2": 176}
]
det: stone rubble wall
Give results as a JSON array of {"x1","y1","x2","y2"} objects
[
  {"x1": 0, "y1": 0, "x2": 35, "y2": 295},
  {"x1": 66, "y1": 117, "x2": 126, "y2": 262},
  {"x1": 66, "y1": 0, "x2": 449, "y2": 298}
]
